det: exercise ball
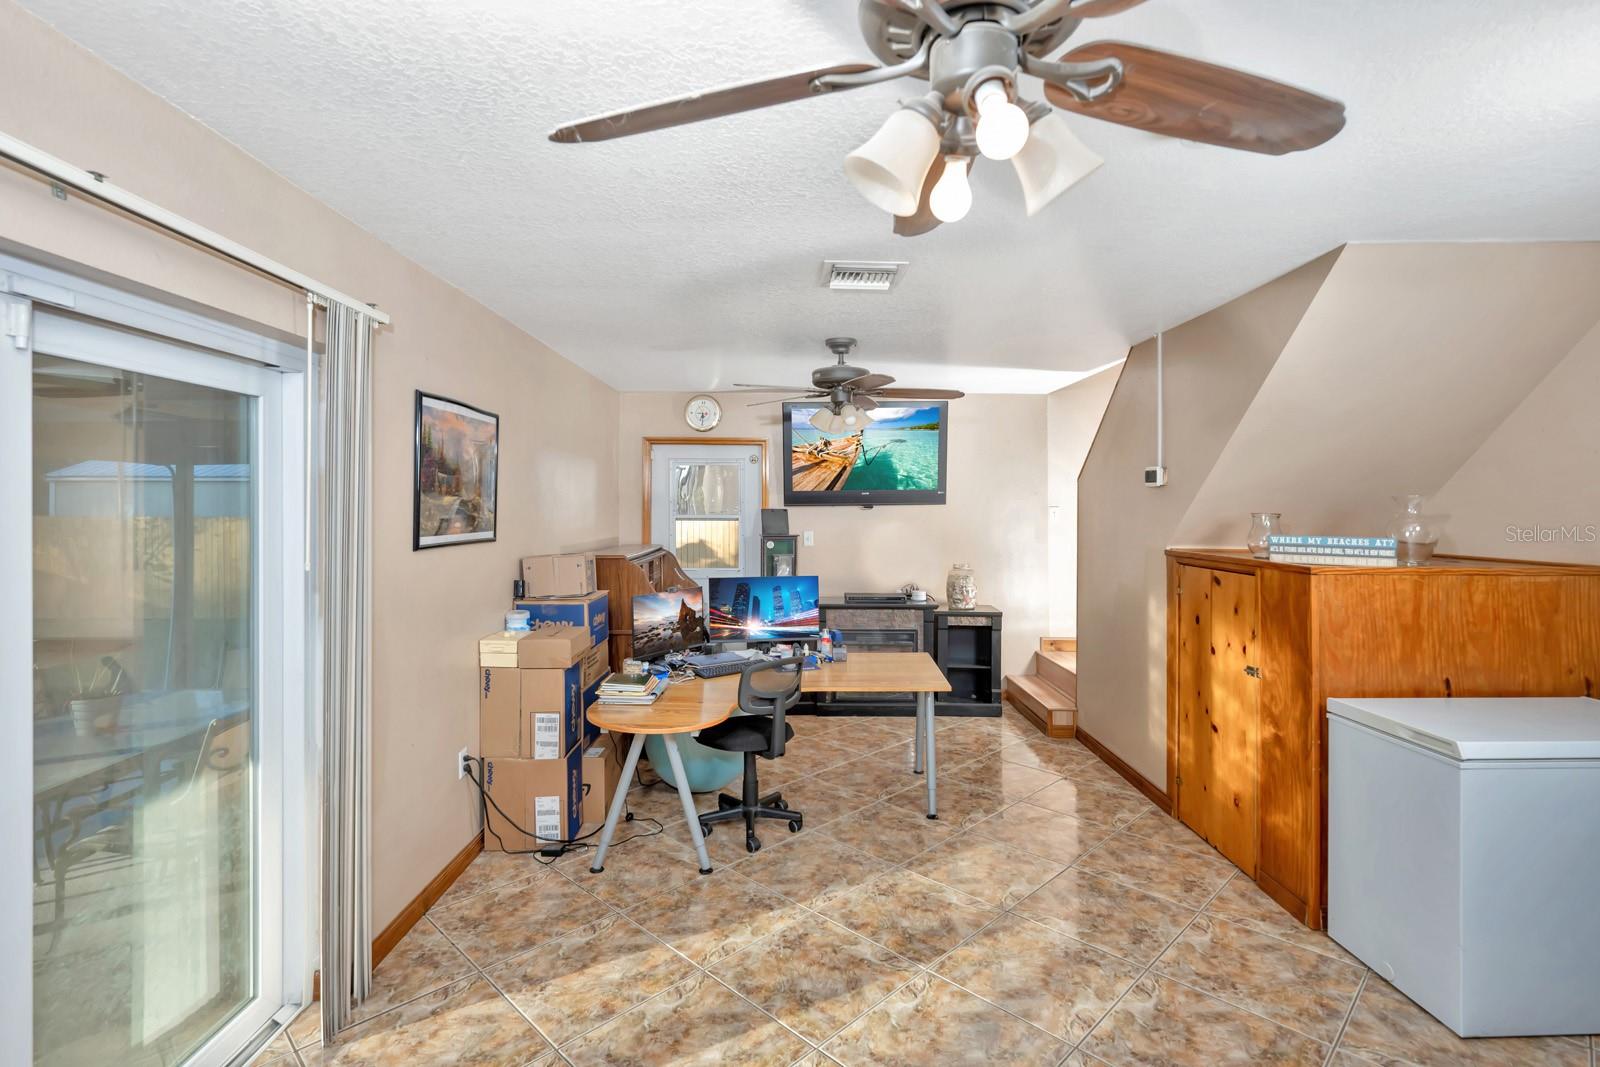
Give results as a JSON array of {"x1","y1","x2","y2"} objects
[{"x1": 644, "y1": 731, "x2": 742, "y2": 793}]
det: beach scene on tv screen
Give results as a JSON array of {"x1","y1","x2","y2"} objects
[{"x1": 789, "y1": 405, "x2": 942, "y2": 494}]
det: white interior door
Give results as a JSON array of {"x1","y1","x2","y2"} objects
[
  {"x1": 649, "y1": 443, "x2": 763, "y2": 590},
  {"x1": 2, "y1": 282, "x2": 306, "y2": 1067}
]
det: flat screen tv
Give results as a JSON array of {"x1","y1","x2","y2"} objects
[
  {"x1": 706, "y1": 576, "x2": 821, "y2": 642},
  {"x1": 783, "y1": 401, "x2": 948, "y2": 506},
  {"x1": 631, "y1": 589, "x2": 707, "y2": 659}
]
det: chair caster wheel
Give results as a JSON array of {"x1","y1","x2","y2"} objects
[
  {"x1": 787, "y1": 819, "x2": 803, "y2": 833},
  {"x1": 699, "y1": 821, "x2": 712, "y2": 836},
  {"x1": 745, "y1": 834, "x2": 762, "y2": 853},
  {"x1": 770, "y1": 798, "x2": 789, "y2": 812}
]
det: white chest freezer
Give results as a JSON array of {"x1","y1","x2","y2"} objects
[{"x1": 1327, "y1": 696, "x2": 1600, "y2": 1037}]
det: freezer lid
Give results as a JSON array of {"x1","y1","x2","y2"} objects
[{"x1": 1326, "y1": 697, "x2": 1600, "y2": 761}]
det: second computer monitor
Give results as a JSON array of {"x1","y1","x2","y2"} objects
[{"x1": 706, "y1": 576, "x2": 820, "y2": 642}]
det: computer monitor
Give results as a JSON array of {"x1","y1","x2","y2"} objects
[
  {"x1": 630, "y1": 589, "x2": 707, "y2": 660},
  {"x1": 705, "y1": 576, "x2": 821, "y2": 642}
]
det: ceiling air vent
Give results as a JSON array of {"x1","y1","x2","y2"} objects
[{"x1": 821, "y1": 260, "x2": 907, "y2": 292}]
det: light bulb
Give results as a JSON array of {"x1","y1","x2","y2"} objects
[
  {"x1": 928, "y1": 156, "x2": 972, "y2": 223},
  {"x1": 973, "y1": 80, "x2": 1030, "y2": 161},
  {"x1": 840, "y1": 403, "x2": 860, "y2": 427}
]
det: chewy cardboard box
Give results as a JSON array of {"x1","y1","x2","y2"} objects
[
  {"x1": 513, "y1": 591, "x2": 610, "y2": 649},
  {"x1": 479, "y1": 662, "x2": 585, "y2": 759},
  {"x1": 479, "y1": 626, "x2": 590, "y2": 669},
  {"x1": 482, "y1": 746, "x2": 584, "y2": 851},
  {"x1": 581, "y1": 642, "x2": 609, "y2": 689},
  {"x1": 581, "y1": 734, "x2": 629, "y2": 824},
  {"x1": 520, "y1": 553, "x2": 597, "y2": 598}
]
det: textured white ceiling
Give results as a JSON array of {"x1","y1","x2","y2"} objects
[{"x1": 16, "y1": 0, "x2": 1600, "y2": 393}]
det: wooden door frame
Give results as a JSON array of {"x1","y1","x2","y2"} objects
[{"x1": 641, "y1": 437, "x2": 770, "y2": 544}]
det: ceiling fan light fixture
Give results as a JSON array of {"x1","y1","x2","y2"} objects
[
  {"x1": 1010, "y1": 110, "x2": 1103, "y2": 216},
  {"x1": 839, "y1": 403, "x2": 862, "y2": 427},
  {"x1": 844, "y1": 105, "x2": 941, "y2": 216},
  {"x1": 972, "y1": 79, "x2": 1030, "y2": 161},
  {"x1": 809, "y1": 407, "x2": 849, "y2": 435},
  {"x1": 927, "y1": 155, "x2": 973, "y2": 223}
]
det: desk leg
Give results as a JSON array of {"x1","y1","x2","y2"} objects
[
  {"x1": 914, "y1": 707, "x2": 926, "y2": 775},
  {"x1": 590, "y1": 732, "x2": 646, "y2": 873},
  {"x1": 661, "y1": 735, "x2": 714, "y2": 875},
  {"x1": 923, "y1": 692, "x2": 938, "y2": 819}
]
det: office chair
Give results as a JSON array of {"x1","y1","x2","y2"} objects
[{"x1": 694, "y1": 657, "x2": 805, "y2": 853}]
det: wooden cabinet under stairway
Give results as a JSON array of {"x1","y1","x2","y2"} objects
[{"x1": 1165, "y1": 547, "x2": 1600, "y2": 930}]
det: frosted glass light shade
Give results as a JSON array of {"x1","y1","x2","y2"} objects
[
  {"x1": 844, "y1": 108, "x2": 942, "y2": 216},
  {"x1": 809, "y1": 407, "x2": 849, "y2": 434},
  {"x1": 1009, "y1": 111, "x2": 1103, "y2": 216}
]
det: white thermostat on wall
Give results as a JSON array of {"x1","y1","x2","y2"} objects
[
  {"x1": 684, "y1": 394, "x2": 721, "y2": 432},
  {"x1": 1144, "y1": 465, "x2": 1168, "y2": 487}
]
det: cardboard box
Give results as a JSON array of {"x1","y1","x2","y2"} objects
[
  {"x1": 478, "y1": 626, "x2": 590, "y2": 669},
  {"x1": 482, "y1": 747, "x2": 584, "y2": 851},
  {"x1": 581, "y1": 734, "x2": 628, "y2": 824},
  {"x1": 514, "y1": 591, "x2": 610, "y2": 649},
  {"x1": 581, "y1": 642, "x2": 609, "y2": 689},
  {"x1": 582, "y1": 676, "x2": 604, "y2": 744},
  {"x1": 478, "y1": 662, "x2": 584, "y2": 759},
  {"x1": 520, "y1": 553, "x2": 596, "y2": 597}
]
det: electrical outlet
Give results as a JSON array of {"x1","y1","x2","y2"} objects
[
  {"x1": 457, "y1": 746, "x2": 471, "y2": 780},
  {"x1": 802, "y1": 530, "x2": 814, "y2": 547}
]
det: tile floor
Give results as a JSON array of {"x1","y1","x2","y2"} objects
[{"x1": 260, "y1": 708, "x2": 1599, "y2": 1067}]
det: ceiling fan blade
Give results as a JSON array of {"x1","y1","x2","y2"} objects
[
  {"x1": 842, "y1": 372, "x2": 896, "y2": 392},
  {"x1": 871, "y1": 387, "x2": 966, "y2": 400},
  {"x1": 746, "y1": 395, "x2": 815, "y2": 407},
  {"x1": 550, "y1": 63, "x2": 877, "y2": 143},
  {"x1": 851, "y1": 395, "x2": 879, "y2": 412},
  {"x1": 893, "y1": 154, "x2": 946, "y2": 238},
  {"x1": 730, "y1": 383, "x2": 820, "y2": 393},
  {"x1": 1069, "y1": 0, "x2": 1151, "y2": 14},
  {"x1": 1043, "y1": 42, "x2": 1346, "y2": 155}
]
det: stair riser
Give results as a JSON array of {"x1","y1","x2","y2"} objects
[
  {"x1": 1002, "y1": 682, "x2": 1077, "y2": 740},
  {"x1": 1034, "y1": 655, "x2": 1077, "y2": 700}
]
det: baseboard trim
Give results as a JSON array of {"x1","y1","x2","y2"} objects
[
  {"x1": 1076, "y1": 727, "x2": 1171, "y2": 814},
  {"x1": 313, "y1": 831, "x2": 483, "y2": 1002}
]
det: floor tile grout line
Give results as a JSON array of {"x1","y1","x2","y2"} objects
[{"x1": 1321, "y1": 968, "x2": 1371, "y2": 1067}]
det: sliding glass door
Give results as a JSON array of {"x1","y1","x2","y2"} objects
[{"x1": 3, "y1": 288, "x2": 305, "y2": 1067}]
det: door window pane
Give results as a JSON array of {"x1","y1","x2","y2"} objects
[
  {"x1": 673, "y1": 519, "x2": 740, "y2": 569},
  {"x1": 671, "y1": 462, "x2": 740, "y2": 517},
  {"x1": 32, "y1": 355, "x2": 256, "y2": 1066}
]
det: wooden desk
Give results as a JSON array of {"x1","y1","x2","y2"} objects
[{"x1": 585, "y1": 653, "x2": 951, "y2": 875}]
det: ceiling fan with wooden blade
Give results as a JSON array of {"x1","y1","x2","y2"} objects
[
  {"x1": 549, "y1": 0, "x2": 1344, "y2": 230},
  {"x1": 730, "y1": 338, "x2": 965, "y2": 419}
]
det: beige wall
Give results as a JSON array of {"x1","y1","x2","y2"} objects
[
  {"x1": 616, "y1": 393, "x2": 1049, "y2": 676},
  {"x1": 1076, "y1": 253, "x2": 1339, "y2": 784},
  {"x1": 1433, "y1": 318, "x2": 1600, "y2": 564},
  {"x1": 1046, "y1": 365, "x2": 1121, "y2": 637},
  {"x1": 2, "y1": 3, "x2": 620, "y2": 930}
]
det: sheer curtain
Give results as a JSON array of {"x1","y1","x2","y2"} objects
[{"x1": 315, "y1": 298, "x2": 375, "y2": 1041}]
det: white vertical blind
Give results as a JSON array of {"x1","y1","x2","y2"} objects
[{"x1": 317, "y1": 299, "x2": 375, "y2": 1041}]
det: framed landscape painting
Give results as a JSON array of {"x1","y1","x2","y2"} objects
[{"x1": 413, "y1": 391, "x2": 498, "y2": 549}]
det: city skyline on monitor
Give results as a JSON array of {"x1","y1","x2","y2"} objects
[{"x1": 706, "y1": 576, "x2": 820, "y2": 641}]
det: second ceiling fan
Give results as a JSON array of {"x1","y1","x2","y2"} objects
[{"x1": 550, "y1": 0, "x2": 1346, "y2": 233}]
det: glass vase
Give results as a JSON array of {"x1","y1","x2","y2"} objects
[
  {"x1": 946, "y1": 563, "x2": 977, "y2": 610},
  {"x1": 1246, "y1": 512, "x2": 1282, "y2": 559},
  {"x1": 1390, "y1": 494, "x2": 1439, "y2": 566}
]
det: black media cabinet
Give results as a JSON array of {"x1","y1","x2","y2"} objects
[{"x1": 805, "y1": 598, "x2": 1002, "y2": 718}]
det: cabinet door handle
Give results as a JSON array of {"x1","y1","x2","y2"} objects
[{"x1": 1244, "y1": 665, "x2": 1262, "y2": 678}]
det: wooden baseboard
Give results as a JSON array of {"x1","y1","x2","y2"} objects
[
  {"x1": 313, "y1": 831, "x2": 483, "y2": 1002},
  {"x1": 1076, "y1": 726, "x2": 1171, "y2": 814}
]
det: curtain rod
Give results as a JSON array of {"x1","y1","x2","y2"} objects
[{"x1": 0, "y1": 129, "x2": 391, "y2": 326}]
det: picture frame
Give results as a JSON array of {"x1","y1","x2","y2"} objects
[{"x1": 413, "y1": 390, "x2": 499, "y2": 550}]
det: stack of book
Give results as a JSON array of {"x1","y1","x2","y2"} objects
[
  {"x1": 595, "y1": 671, "x2": 666, "y2": 705},
  {"x1": 1268, "y1": 535, "x2": 1398, "y2": 566}
]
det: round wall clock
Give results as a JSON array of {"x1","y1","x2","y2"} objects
[{"x1": 685, "y1": 394, "x2": 721, "y2": 432}]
